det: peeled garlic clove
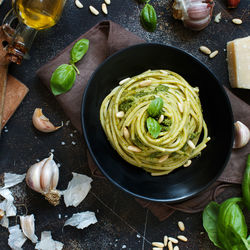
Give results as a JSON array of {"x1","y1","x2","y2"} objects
[
  {"x1": 20, "y1": 214, "x2": 38, "y2": 243},
  {"x1": 32, "y1": 108, "x2": 63, "y2": 133},
  {"x1": 172, "y1": 0, "x2": 214, "y2": 31},
  {"x1": 26, "y1": 158, "x2": 47, "y2": 193},
  {"x1": 233, "y1": 121, "x2": 250, "y2": 149}
]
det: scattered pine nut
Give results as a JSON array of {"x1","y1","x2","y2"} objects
[
  {"x1": 102, "y1": 3, "x2": 108, "y2": 15},
  {"x1": 152, "y1": 242, "x2": 164, "y2": 248},
  {"x1": 158, "y1": 155, "x2": 169, "y2": 163},
  {"x1": 152, "y1": 248, "x2": 163, "y2": 250},
  {"x1": 168, "y1": 240, "x2": 173, "y2": 250},
  {"x1": 119, "y1": 77, "x2": 130, "y2": 85},
  {"x1": 214, "y1": 12, "x2": 222, "y2": 23},
  {"x1": 183, "y1": 160, "x2": 192, "y2": 167},
  {"x1": 105, "y1": 0, "x2": 111, "y2": 5},
  {"x1": 168, "y1": 237, "x2": 178, "y2": 244},
  {"x1": 75, "y1": 0, "x2": 83, "y2": 8},
  {"x1": 173, "y1": 246, "x2": 179, "y2": 250},
  {"x1": 199, "y1": 46, "x2": 211, "y2": 55},
  {"x1": 158, "y1": 114, "x2": 164, "y2": 124},
  {"x1": 89, "y1": 5, "x2": 99, "y2": 15},
  {"x1": 164, "y1": 235, "x2": 168, "y2": 246},
  {"x1": 116, "y1": 111, "x2": 124, "y2": 118},
  {"x1": 123, "y1": 127, "x2": 130, "y2": 139},
  {"x1": 177, "y1": 235, "x2": 188, "y2": 242},
  {"x1": 0, "y1": 209, "x2": 4, "y2": 220},
  {"x1": 209, "y1": 50, "x2": 219, "y2": 59},
  {"x1": 232, "y1": 18, "x2": 242, "y2": 25},
  {"x1": 177, "y1": 102, "x2": 183, "y2": 113},
  {"x1": 139, "y1": 79, "x2": 152, "y2": 87},
  {"x1": 187, "y1": 140, "x2": 196, "y2": 149},
  {"x1": 178, "y1": 221, "x2": 185, "y2": 231},
  {"x1": 127, "y1": 145, "x2": 141, "y2": 153}
]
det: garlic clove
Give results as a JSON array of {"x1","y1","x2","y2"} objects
[
  {"x1": 40, "y1": 154, "x2": 58, "y2": 193},
  {"x1": 26, "y1": 158, "x2": 46, "y2": 193},
  {"x1": 32, "y1": 108, "x2": 63, "y2": 133},
  {"x1": 233, "y1": 121, "x2": 250, "y2": 149},
  {"x1": 20, "y1": 214, "x2": 38, "y2": 243}
]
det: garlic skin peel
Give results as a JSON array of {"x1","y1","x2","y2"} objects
[
  {"x1": 233, "y1": 121, "x2": 250, "y2": 149},
  {"x1": 32, "y1": 108, "x2": 63, "y2": 133},
  {"x1": 173, "y1": 0, "x2": 214, "y2": 31},
  {"x1": 20, "y1": 214, "x2": 38, "y2": 243},
  {"x1": 26, "y1": 154, "x2": 60, "y2": 206}
]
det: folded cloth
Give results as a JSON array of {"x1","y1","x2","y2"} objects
[{"x1": 37, "y1": 20, "x2": 250, "y2": 221}]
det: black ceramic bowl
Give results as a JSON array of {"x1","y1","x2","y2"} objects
[{"x1": 82, "y1": 43, "x2": 234, "y2": 203}]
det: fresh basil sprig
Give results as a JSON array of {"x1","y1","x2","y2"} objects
[
  {"x1": 140, "y1": 0, "x2": 157, "y2": 32},
  {"x1": 50, "y1": 38, "x2": 89, "y2": 96},
  {"x1": 148, "y1": 97, "x2": 163, "y2": 117}
]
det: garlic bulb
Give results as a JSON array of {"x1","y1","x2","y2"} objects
[
  {"x1": 26, "y1": 154, "x2": 60, "y2": 206},
  {"x1": 233, "y1": 121, "x2": 250, "y2": 149},
  {"x1": 32, "y1": 108, "x2": 63, "y2": 133},
  {"x1": 172, "y1": 0, "x2": 214, "y2": 31}
]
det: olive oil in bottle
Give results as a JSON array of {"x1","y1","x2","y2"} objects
[{"x1": 13, "y1": 0, "x2": 66, "y2": 30}]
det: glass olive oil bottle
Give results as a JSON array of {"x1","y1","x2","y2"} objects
[{"x1": 13, "y1": 0, "x2": 66, "y2": 30}]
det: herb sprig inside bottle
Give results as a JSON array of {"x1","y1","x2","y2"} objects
[{"x1": 50, "y1": 39, "x2": 89, "y2": 95}]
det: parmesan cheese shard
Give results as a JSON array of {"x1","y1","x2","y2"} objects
[
  {"x1": 35, "y1": 231, "x2": 63, "y2": 250},
  {"x1": 64, "y1": 211, "x2": 97, "y2": 229},
  {"x1": 227, "y1": 36, "x2": 250, "y2": 89},
  {"x1": 8, "y1": 225, "x2": 27, "y2": 250},
  {"x1": 63, "y1": 173, "x2": 93, "y2": 207}
]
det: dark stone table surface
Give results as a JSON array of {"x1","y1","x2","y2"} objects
[{"x1": 0, "y1": 0, "x2": 249, "y2": 249}]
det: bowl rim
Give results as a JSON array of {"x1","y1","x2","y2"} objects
[{"x1": 81, "y1": 42, "x2": 234, "y2": 203}]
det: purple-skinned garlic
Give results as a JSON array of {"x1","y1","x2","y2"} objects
[
  {"x1": 173, "y1": 0, "x2": 214, "y2": 31},
  {"x1": 26, "y1": 154, "x2": 60, "y2": 206}
]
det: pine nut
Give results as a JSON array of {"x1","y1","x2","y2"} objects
[
  {"x1": 164, "y1": 235, "x2": 168, "y2": 246},
  {"x1": 178, "y1": 221, "x2": 185, "y2": 231},
  {"x1": 119, "y1": 77, "x2": 130, "y2": 85},
  {"x1": 101, "y1": 3, "x2": 108, "y2": 15},
  {"x1": 158, "y1": 114, "x2": 164, "y2": 124},
  {"x1": 177, "y1": 102, "x2": 183, "y2": 113},
  {"x1": 139, "y1": 80, "x2": 152, "y2": 87},
  {"x1": 152, "y1": 248, "x2": 163, "y2": 250},
  {"x1": 123, "y1": 127, "x2": 130, "y2": 139},
  {"x1": 168, "y1": 240, "x2": 173, "y2": 250},
  {"x1": 0, "y1": 209, "x2": 4, "y2": 220},
  {"x1": 116, "y1": 111, "x2": 124, "y2": 118},
  {"x1": 209, "y1": 50, "x2": 219, "y2": 58},
  {"x1": 158, "y1": 155, "x2": 169, "y2": 163},
  {"x1": 127, "y1": 145, "x2": 141, "y2": 153},
  {"x1": 199, "y1": 46, "x2": 211, "y2": 55},
  {"x1": 177, "y1": 235, "x2": 188, "y2": 242},
  {"x1": 183, "y1": 160, "x2": 192, "y2": 167},
  {"x1": 89, "y1": 5, "x2": 99, "y2": 15},
  {"x1": 152, "y1": 242, "x2": 164, "y2": 248},
  {"x1": 75, "y1": 0, "x2": 83, "y2": 8},
  {"x1": 232, "y1": 18, "x2": 242, "y2": 25},
  {"x1": 105, "y1": 0, "x2": 111, "y2": 5},
  {"x1": 168, "y1": 237, "x2": 178, "y2": 244},
  {"x1": 173, "y1": 246, "x2": 179, "y2": 250},
  {"x1": 187, "y1": 140, "x2": 195, "y2": 149}
]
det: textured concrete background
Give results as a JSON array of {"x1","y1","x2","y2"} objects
[{"x1": 0, "y1": 0, "x2": 249, "y2": 249}]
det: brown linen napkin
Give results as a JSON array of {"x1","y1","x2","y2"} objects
[{"x1": 37, "y1": 20, "x2": 250, "y2": 221}]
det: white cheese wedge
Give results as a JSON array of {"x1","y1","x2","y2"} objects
[{"x1": 227, "y1": 36, "x2": 250, "y2": 89}]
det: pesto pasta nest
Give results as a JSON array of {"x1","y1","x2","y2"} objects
[{"x1": 100, "y1": 70, "x2": 210, "y2": 176}]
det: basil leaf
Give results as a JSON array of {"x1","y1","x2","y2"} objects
[
  {"x1": 217, "y1": 197, "x2": 247, "y2": 249},
  {"x1": 50, "y1": 64, "x2": 76, "y2": 96},
  {"x1": 140, "y1": 3, "x2": 157, "y2": 32},
  {"x1": 242, "y1": 154, "x2": 250, "y2": 210},
  {"x1": 148, "y1": 97, "x2": 163, "y2": 117},
  {"x1": 147, "y1": 117, "x2": 161, "y2": 139},
  {"x1": 202, "y1": 201, "x2": 222, "y2": 248},
  {"x1": 70, "y1": 38, "x2": 89, "y2": 64}
]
